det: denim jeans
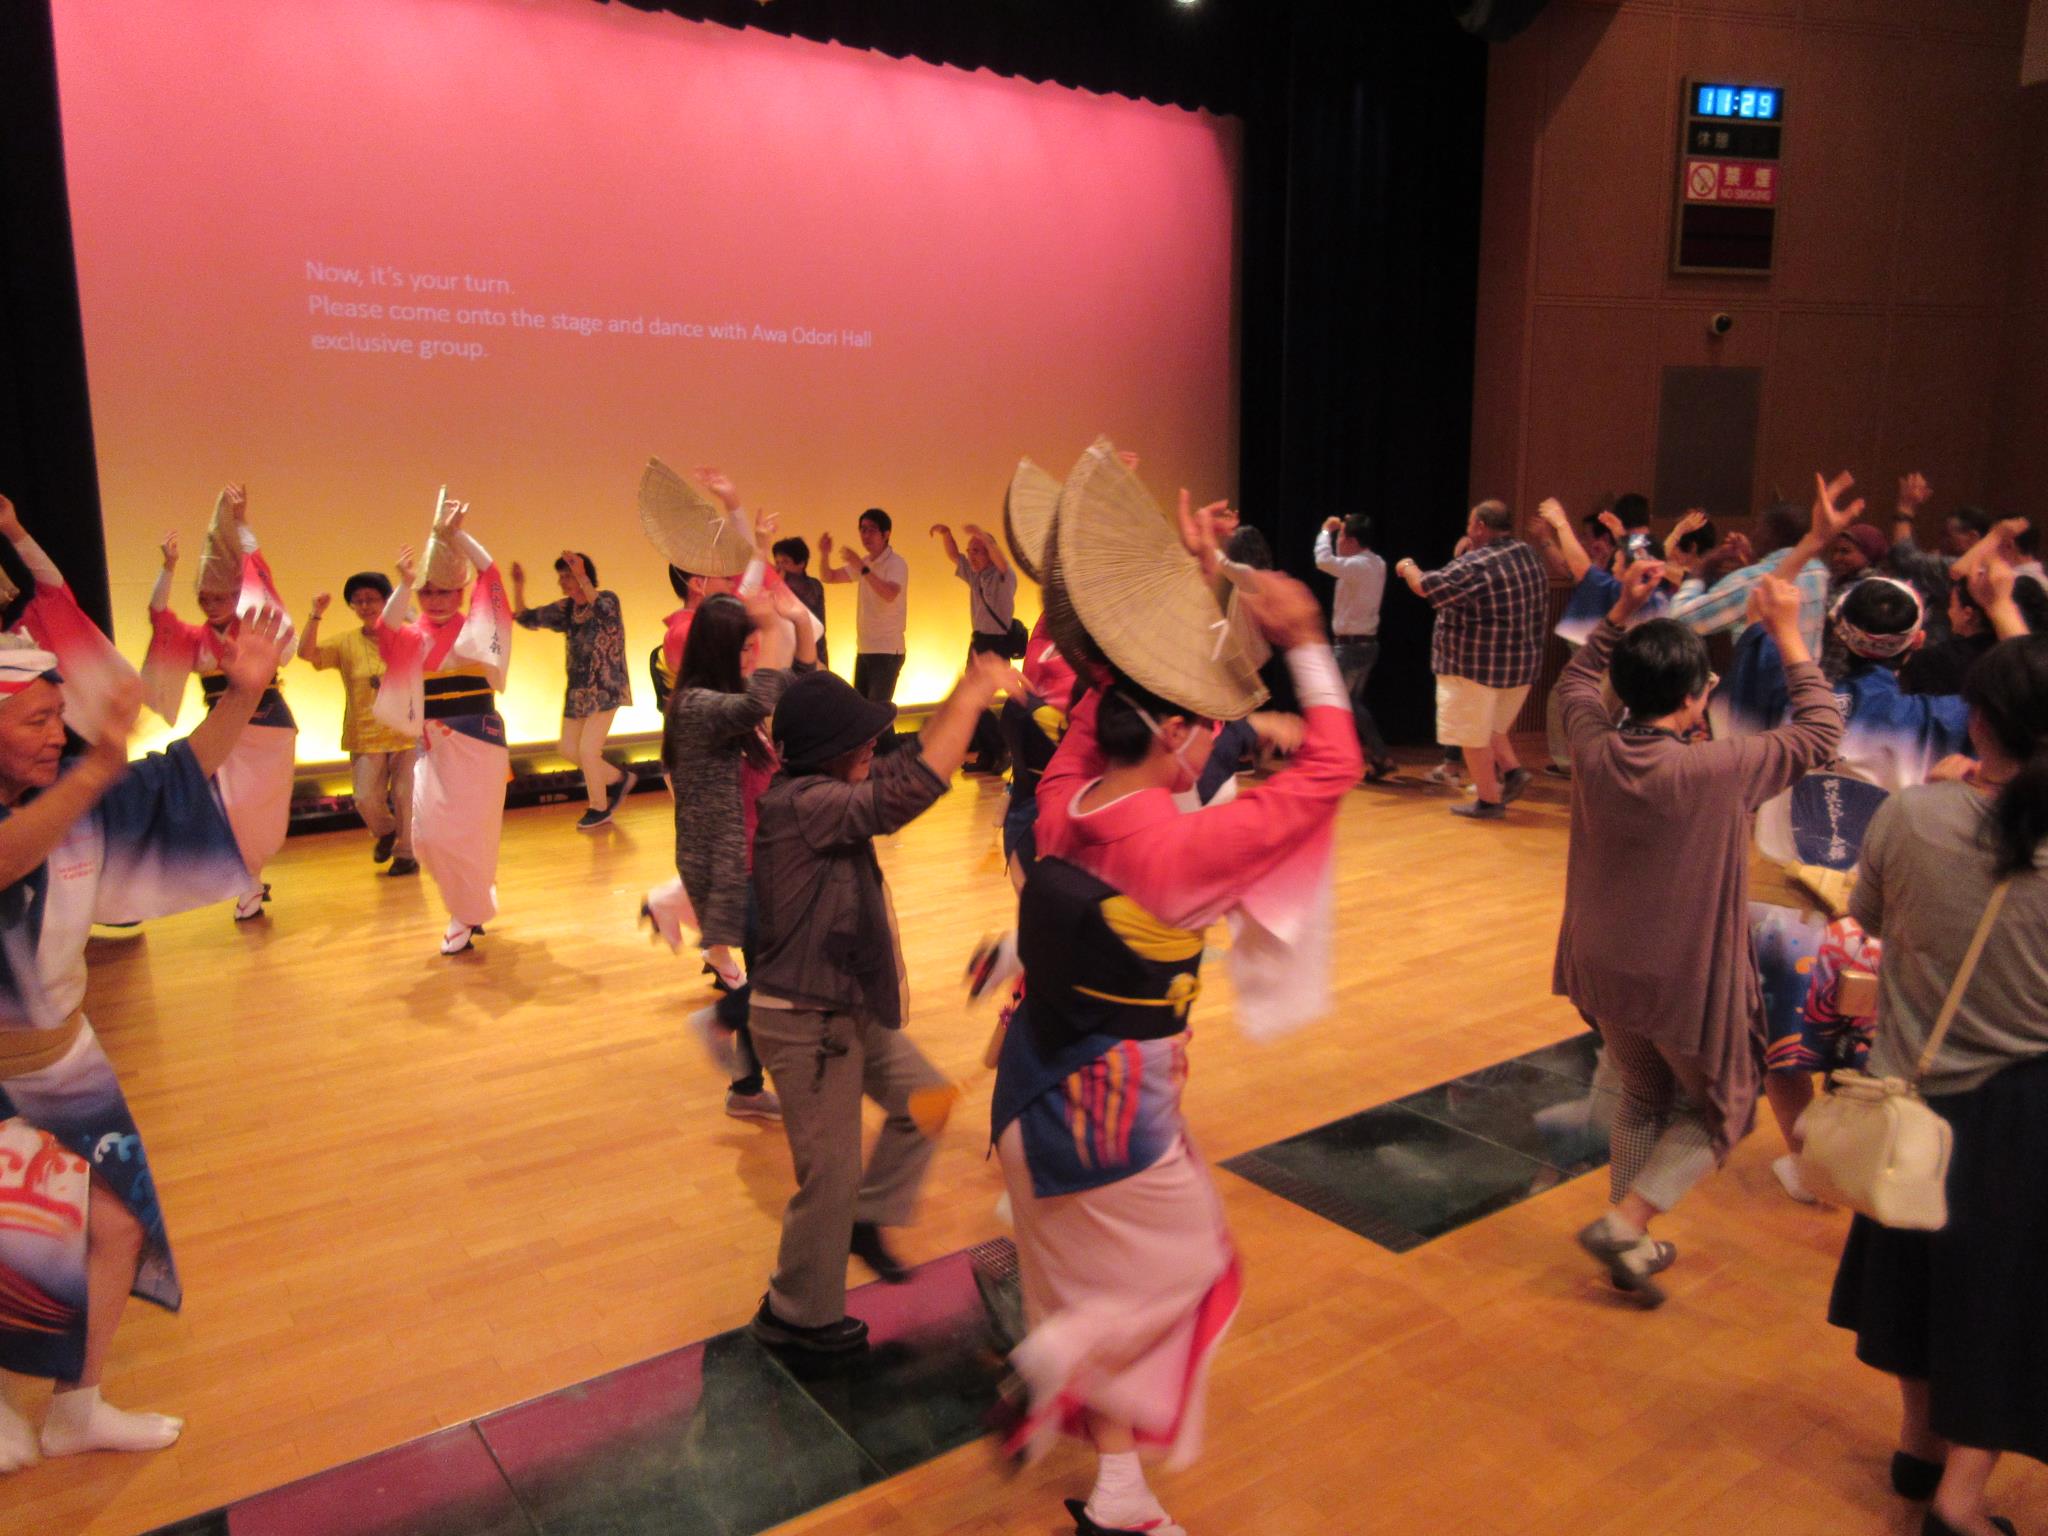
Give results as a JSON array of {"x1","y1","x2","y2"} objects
[{"x1": 1333, "y1": 638, "x2": 1391, "y2": 763}]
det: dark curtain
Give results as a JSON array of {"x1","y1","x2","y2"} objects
[{"x1": 0, "y1": 0, "x2": 1487, "y2": 742}]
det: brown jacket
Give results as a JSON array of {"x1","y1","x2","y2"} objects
[
  {"x1": 1552, "y1": 617, "x2": 1842, "y2": 1155},
  {"x1": 751, "y1": 748, "x2": 949, "y2": 1026}
]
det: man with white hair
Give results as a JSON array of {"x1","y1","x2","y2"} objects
[{"x1": 0, "y1": 602, "x2": 286, "y2": 1471}]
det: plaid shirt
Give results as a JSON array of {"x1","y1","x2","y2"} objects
[
  {"x1": 1666, "y1": 558, "x2": 1829, "y2": 653},
  {"x1": 1419, "y1": 539, "x2": 1547, "y2": 687}
]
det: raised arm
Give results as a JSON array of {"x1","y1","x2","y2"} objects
[
  {"x1": 377, "y1": 545, "x2": 416, "y2": 637},
  {"x1": 0, "y1": 496, "x2": 63, "y2": 587},
  {"x1": 964, "y1": 523, "x2": 1010, "y2": 576},
  {"x1": 1536, "y1": 499, "x2": 1591, "y2": 583},
  {"x1": 931, "y1": 524, "x2": 963, "y2": 566},
  {"x1": 1771, "y1": 470, "x2": 1864, "y2": 584},
  {"x1": 300, "y1": 592, "x2": 338, "y2": 668},
  {"x1": 1723, "y1": 575, "x2": 1843, "y2": 806},
  {"x1": 1970, "y1": 551, "x2": 2033, "y2": 640},
  {"x1": 1558, "y1": 559, "x2": 1664, "y2": 749},
  {"x1": 150, "y1": 530, "x2": 179, "y2": 612},
  {"x1": 1892, "y1": 471, "x2": 1932, "y2": 550}
]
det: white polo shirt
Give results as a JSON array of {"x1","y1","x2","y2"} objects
[{"x1": 856, "y1": 545, "x2": 909, "y2": 655}]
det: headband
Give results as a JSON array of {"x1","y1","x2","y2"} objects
[
  {"x1": 1831, "y1": 577, "x2": 1925, "y2": 660},
  {"x1": 0, "y1": 647, "x2": 62, "y2": 696}
]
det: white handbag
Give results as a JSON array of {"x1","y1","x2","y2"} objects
[{"x1": 1795, "y1": 879, "x2": 2011, "y2": 1231}]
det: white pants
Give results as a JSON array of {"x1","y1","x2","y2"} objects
[
  {"x1": 413, "y1": 725, "x2": 506, "y2": 927},
  {"x1": 560, "y1": 710, "x2": 621, "y2": 808},
  {"x1": 351, "y1": 748, "x2": 416, "y2": 857},
  {"x1": 215, "y1": 723, "x2": 297, "y2": 897}
]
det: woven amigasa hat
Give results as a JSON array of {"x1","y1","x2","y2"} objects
[
  {"x1": 195, "y1": 487, "x2": 245, "y2": 599},
  {"x1": 1050, "y1": 437, "x2": 1267, "y2": 721},
  {"x1": 638, "y1": 457, "x2": 752, "y2": 580},
  {"x1": 1003, "y1": 458, "x2": 1062, "y2": 585},
  {"x1": 419, "y1": 486, "x2": 474, "y2": 589}
]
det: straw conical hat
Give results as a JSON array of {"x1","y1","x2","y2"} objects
[
  {"x1": 419, "y1": 486, "x2": 474, "y2": 589},
  {"x1": 638, "y1": 457, "x2": 751, "y2": 579},
  {"x1": 195, "y1": 488, "x2": 244, "y2": 598},
  {"x1": 1003, "y1": 458, "x2": 1062, "y2": 585},
  {"x1": 1052, "y1": 439, "x2": 1266, "y2": 721}
]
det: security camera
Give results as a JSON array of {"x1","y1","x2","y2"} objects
[{"x1": 1709, "y1": 312, "x2": 1735, "y2": 337}]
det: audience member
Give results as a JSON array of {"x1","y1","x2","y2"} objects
[
  {"x1": 513, "y1": 551, "x2": 635, "y2": 829},
  {"x1": 820, "y1": 508, "x2": 909, "y2": 706},
  {"x1": 772, "y1": 537, "x2": 828, "y2": 668},
  {"x1": 932, "y1": 521, "x2": 1019, "y2": 773},
  {"x1": 1315, "y1": 514, "x2": 1397, "y2": 781}
]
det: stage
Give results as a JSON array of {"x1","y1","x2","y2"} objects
[{"x1": 9, "y1": 757, "x2": 2038, "y2": 1535}]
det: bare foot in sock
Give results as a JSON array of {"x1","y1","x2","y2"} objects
[
  {"x1": 40, "y1": 1387, "x2": 183, "y2": 1456},
  {"x1": 0, "y1": 1397, "x2": 38, "y2": 1472}
]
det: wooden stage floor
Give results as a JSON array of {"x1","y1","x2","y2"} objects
[{"x1": 8, "y1": 762, "x2": 2043, "y2": 1535}]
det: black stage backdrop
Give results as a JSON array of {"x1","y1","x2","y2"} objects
[{"x1": 0, "y1": 0, "x2": 1486, "y2": 745}]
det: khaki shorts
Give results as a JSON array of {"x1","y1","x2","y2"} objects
[{"x1": 1435, "y1": 676, "x2": 1531, "y2": 748}]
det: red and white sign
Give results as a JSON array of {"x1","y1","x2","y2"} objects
[{"x1": 1684, "y1": 158, "x2": 1777, "y2": 206}]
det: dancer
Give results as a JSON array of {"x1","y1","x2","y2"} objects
[
  {"x1": 513, "y1": 552, "x2": 635, "y2": 830},
  {"x1": 933, "y1": 521, "x2": 1019, "y2": 774},
  {"x1": 819, "y1": 509, "x2": 909, "y2": 706},
  {"x1": 772, "y1": 538, "x2": 828, "y2": 668},
  {"x1": 665, "y1": 519, "x2": 818, "y2": 1123},
  {"x1": 1555, "y1": 557, "x2": 1841, "y2": 1306},
  {"x1": 993, "y1": 445, "x2": 1358, "y2": 1536},
  {"x1": 141, "y1": 486, "x2": 298, "y2": 921},
  {"x1": 1314, "y1": 513, "x2": 1398, "y2": 781},
  {"x1": 0, "y1": 498, "x2": 138, "y2": 744},
  {"x1": 0, "y1": 611, "x2": 287, "y2": 1472},
  {"x1": 371, "y1": 493, "x2": 513, "y2": 956},
  {"x1": 744, "y1": 653, "x2": 1020, "y2": 1354},
  {"x1": 301, "y1": 572, "x2": 419, "y2": 876}
]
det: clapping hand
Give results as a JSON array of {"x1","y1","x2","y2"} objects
[{"x1": 1613, "y1": 558, "x2": 1665, "y2": 618}]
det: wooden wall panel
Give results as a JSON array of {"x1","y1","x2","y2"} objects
[
  {"x1": 1896, "y1": 41, "x2": 2028, "y2": 307},
  {"x1": 1521, "y1": 303, "x2": 1661, "y2": 507},
  {"x1": 1756, "y1": 310, "x2": 1888, "y2": 504}
]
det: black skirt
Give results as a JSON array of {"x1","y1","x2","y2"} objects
[{"x1": 1828, "y1": 1050, "x2": 2048, "y2": 1462}]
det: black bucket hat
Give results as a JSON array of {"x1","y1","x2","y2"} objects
[{"x1": 774, "y1": 670, "x2": 897, "y2": 773}]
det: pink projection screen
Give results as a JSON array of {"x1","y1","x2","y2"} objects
[{"x1": 47, "y1": 0, "x2": 1240, "y2": 758}]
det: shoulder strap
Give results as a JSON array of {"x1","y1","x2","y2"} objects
[{"x1": 1915, "y1": 877, "x2": 2014, "y2": 1081}]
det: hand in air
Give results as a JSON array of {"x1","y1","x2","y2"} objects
[
  {"x1": 966, "y1": 651, "x2": 1026, "y2": 699},
  {"x1": 1812, "y1": 471, "x2": 1864, "y2": 542},
  {"x1": 1670, "y1": 509, "x2": 1708, "y2": 544},
  {"x1": 1746, "y1": 572, "x2": 1802, "y2": 636},
  {"x1": 1176, "y1": 490, "x2": 1225, "y2": 576},
  {"x1": 220, "y1": 605, "x2": 288, "y2": 691},
  {"x1": 394, "y1": 544, "x2": 417, "y2": 584},
  {"x1": 1244, "y1": 571, "x2": 1324, "y2": 649},
  {"x1": 1248, "y1": 711, "x2": 1305, "y2": 755},
  {"x1": 442, "y1": 499, "x2": 469, "y2": 536},
  {"x1": 694, "y1": 466, "x2": 741, "y2": 512},
  {"x1": 310, "y1": 592, "x2": 331, "y2": 617},
  {"x1": 818, "y1": 531, "x2": 834, "y2": 558},
  {"x1": 1614, "y1": 558, "x2": 1666, "y2": 617},
  {"x1": 1596, "y1": 508, "x2": 1626, "y2": 544},
  {"x1": 1536, "y1": 499, "x2": 1569, "y2": 534},
  {"x1": 739, "y1": 588, "x2": 780, "y2": 630},
  {"x1": 1898, "y1": 472, "x2": 1932, "y2": 513},
  {"x1": 1995, "y1": 516, "x2": 2031, "y2": 552},
  {"x1": 838, "y1": 544, "x2": 866, "y2": 569},
  {"x1": 1322, "y1": 516, "x2": 1343, "y2": 535},
  {"x1": 219, "y1": 484, "x2": 248, "y2": 525},
  {"x1": 928, "y1": 523, "x2": 951, "y2": 540},
  {"x1": 509, "y1": 561, "x2": 526, "y2": 586},
  {"x1": 0, "y1": 495, "x2": 21, "y2": 543},
  {"x1": 160, "y1": 530, "x2": 181, "y2": 570},
  {"x1": 1968, "y1": 549, "x2": 2017, "y2": 612}
]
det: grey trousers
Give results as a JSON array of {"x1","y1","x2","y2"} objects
[
  {"x1": 1601, "y1": 1021, "x2": 1718, "y2": 1213},
  {"x1": 749, "y1": 1005, "x2": 947, "y2": 1325}
]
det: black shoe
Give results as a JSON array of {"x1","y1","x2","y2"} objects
[
  {"x1": 1921, "y1": 1513, "x2": 2015, "y2": 1536},
  {"x1": 1065, "y1": 1497, "x2": 1161, "y2": 1536},
  {"x1": 1893, "y1": 1451, "x2": 1944, "y2": 1501},
  {"x1": 576, "y1": 807, "x2": 612, "y2": 831},
  {"x1": 851, "y1": 1221, "x2": 911, "y2": 1284},
  {"x1": 747, "y1": 1296, "x2": 868, "y2": 1354},
  {"x1": 1500, "y1": 767, "x2": 1532, "y2": 804},
  {"x1": 607, "y1": 769, "x2": 639, "y2": 813},
  {"x1": 372, "y1": 833, "x2": 396, "y2": 863},
  {"x1": 386, "y1": 856, "x2": 419, "y2": 877}
]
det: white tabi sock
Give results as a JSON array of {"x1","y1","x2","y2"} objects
[
  {"x1": 0, "y1": 1396, "x2": 38, "y2": 1472},
  {"x1": 40, "y1": 1386, "x2": 183, "y2": 1456},
  {"x1": 1085, "y1": 1450, "x2": 1183, "y2": 1534}
]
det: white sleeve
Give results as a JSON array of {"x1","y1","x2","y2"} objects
[
  {"x1": 9, "y1": 532, "x2": 62, "y2": 587},
  {"x1": 450, "y1": 530, "x2": 492, "y2": 572},
  {"x1": 1286, "y1": 643, "x2": 1347, "y2": 713}
]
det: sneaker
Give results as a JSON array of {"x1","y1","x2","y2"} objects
[
  {"x1": 1772, "y1": 1153, "x2": 1820, "y2": 1205},
  {"x1": 748, "y1": 1296, "x2": 868, "y2": 1354},
  {"x1": 1500, "y1": 767, "x2": 1532, "y2": 804},
  {"x1": 607, "y1": 768, "x2": 639, "y2": 813},
  {"x1": 1451, "y1": 799, "x2": 1506, "y2": 820},
  {"x1": 386, "y1": 856, "x2": 420, "y2": 877},
  {"x1": 687, "y1": 1006, "x2": 741, "y2": 1077},
  {"x1": 576, "y1": 807, "x2": 612, "y2": 831},
  {"x1": 372, "y1": 832, "x2": 396, "y2": 863},
  {"x1": 725, "y1": 1088, "x2": 782, "y2": 1122},
  {"x1": 850, "y1": 1221, "x2": 911, "y2": 1284},
  {"x1": 1576, "y1": 1218, "x2": 1669, "y2": 1308},
  {"x1": 1424, "y1": 762, "x2": 1463, "y2": 787}
]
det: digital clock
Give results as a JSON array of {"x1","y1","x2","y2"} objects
[{"x1": 1693, "y1": 83, "x2": 1780, "y2": 121}]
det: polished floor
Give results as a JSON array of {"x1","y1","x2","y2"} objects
[{"x1": 8, "y1": 758, "x2": 2045, "y2": 1535}]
